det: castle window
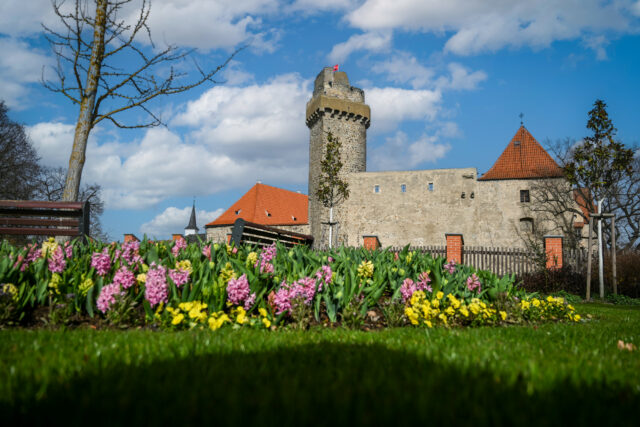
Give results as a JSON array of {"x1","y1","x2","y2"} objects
[
  {"x1": 374, "y1": 185, "x2": 380, "y2": 193},
  {"x1": 235, "y1": 209, "x2": 241, "y2": 215},
  {"x1": 292, "y1": 216, "x2": 297, "y2": 221},
  {"x1": 520, "y1": 190, "x2": 530, "y2": 203},
  {"x1": 266, "y1": 210, "x2": 271, "y2": 217},
  {"x1": 401, "y1": 184, "x2": 406, "y2": 193},
  {"x1": 519, "y1": 218, "x2": 534, "y2": 233},
  {"x1": 428, "y1": 182, "x2": 434, "y2": 192}
]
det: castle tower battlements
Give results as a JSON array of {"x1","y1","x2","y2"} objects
[{"x1": 307, "y1": 67, "x2": 370, "y2": 247}]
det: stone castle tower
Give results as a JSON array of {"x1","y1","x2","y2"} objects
[{"x1": 306, "y1": 67, "x2": 370, "y2": 246}]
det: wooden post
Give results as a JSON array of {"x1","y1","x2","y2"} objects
[
  {"x1": 586, "y1": 217, "x2": 593, "y2": 301},
  {"x1": 611, "y1": 216, "x2": 617, "y2": 295}
]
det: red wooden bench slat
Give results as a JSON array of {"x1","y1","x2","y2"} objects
[
  {"x1": 0, "y1": 200, "x2": 84, "y2": 209},
  {"x1": 0, "y1": 227, "x2": 81, "y2": 236},
  {"x1": 0, "y1": 218, "x2": 80, "y2": 227}
]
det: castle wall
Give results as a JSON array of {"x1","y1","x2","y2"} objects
[{"x1": 338, "y1": 169, "x2": 570, "y2": 248}]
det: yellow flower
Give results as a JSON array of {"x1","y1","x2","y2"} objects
[
  {"x1": 436, "y1": 291, "x2": 444, "y2": 300},
  {"x1": 176, "y1": 260, "x2": 192, "y2": 274},
  {"x1": 357, "y1": 260, "x2": 374, "y2": 279},
  {"x1": 459, "y1": 306, "x2": 469, "y2": 317},
  {"x1": 573, "y1": 314, "x2": 581, "y2": 322},
  {"x1": 431, "y1": 298, "x2": 440, "y2": 309},
  {"x1": 405, "y1": 307, "x2": 419, "y2": 325},
  {"x1": 445, "y1": 306, "x2": 455, "y2": 316},
  {"x1": 258, "y1": 307, "x2": 268, "y2": 317},
  {"x1": 41, "y1": 237, "x2": 58, "y2": 258},
  {"x1": 532, "y1": 299, "x2": 541, "y2": 307},
  {"x1": 208, "y1": 312, "x2": 231, "y2": 330},
  {"x1": 142, "y1": 263, "x2": 149, "y2": 272},
  {"x1": 2, "y1": 283, "x2": 19, "y2": 302},
  {"x1": 246, "y1": 252, "x2": 258, "y2": 267},
  {"x1": 425, "y1": 320, "x2": 433, "y2": 328},
  {"x1": 499, "y1": 311, "x2": 507, "y2": 321},
  {"x1": 235, "y1": 306, "x2": 247, "y2": 324},
  {"x1": 172, "y1": 313, "x2": 185, "y2": 325},
  {"x1": 262, "y1": 317, "x2": 271, "y2": 328},
  {"x1": 136, "y1": 273, "x2": 147, "y2": 284},
  {"x1": 79, "y1": 277, "x2": 94, "y2": 296},
  {"x1": 438, "y1": 313, "x2": 448, "y2": 324},
  {"x1": 48, "y1": 273, "x2": 62, "y2": 295}
]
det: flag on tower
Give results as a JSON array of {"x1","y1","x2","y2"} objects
[{"x1": 333, "y1": 64, "x2": 339, "y2": 72}]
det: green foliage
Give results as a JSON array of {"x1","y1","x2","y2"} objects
[
  {"x1": 564, "y1": 99, "x2": 634, "y2": 200},
  {"x1": 316, "y1": 132, "x2": 350, "y2": 209},
  {"x1": 0, "y1": 303, "x2": 639, "y2": 425}
]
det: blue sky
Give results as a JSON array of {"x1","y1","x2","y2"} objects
[{"x1": 1, "y1": 0, "x2": 639, "y2": 240}]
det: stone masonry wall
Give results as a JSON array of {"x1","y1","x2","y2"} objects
[{"x1": 338, "y1": 169, "x2": 572, "y2": 248}]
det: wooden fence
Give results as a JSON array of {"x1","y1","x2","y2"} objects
[{"x1": 390, "y1": 245, "x2": 590, "y2": 277}]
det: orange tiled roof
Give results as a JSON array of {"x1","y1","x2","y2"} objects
[
  {"x1": 478, "y1": 126, "x2": 564, "y2": 180},
  {"x1": 206, "y1": 183, "x2": 308, "y2": 227}
]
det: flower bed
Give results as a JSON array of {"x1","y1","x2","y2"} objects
[{"x1": 0, "y1": 238, "x2": 580, "y2": 329}]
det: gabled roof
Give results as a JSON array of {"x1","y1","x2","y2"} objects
[
  {"x1": 206, "y1": 183, "x2": 308, "y2": 227},
  {"x1": 479, "y1": 126, "x2": 564, "y2": 180}
]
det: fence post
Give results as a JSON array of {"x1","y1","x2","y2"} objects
[
  {"x1": 362, "y1": 235, "x2": 381, "y2": 250},
  {"x1": 586, "y1": 218, "x2": 593, "y2": 301},
  {"x1": 611, "y1": 216, "x2": 617, "y2": 295},
  {"x1": 544, "y1": 235, "x2": 563, "y2": 270},
  {"x1": 445, "y1": 234, "x2": 464, "y2": 264}
]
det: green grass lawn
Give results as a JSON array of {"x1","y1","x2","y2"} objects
[{"x1": 1, "y1": 302, "x2": 639, "y2": 426}]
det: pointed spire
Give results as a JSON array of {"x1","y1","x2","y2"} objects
[{"x1": 185, "y1": 199, "x2": 199, "y2": 235}]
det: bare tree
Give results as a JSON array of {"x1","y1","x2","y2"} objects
[
  {"x1": 316, "y1": 132, "x2": 350, "y2": 248},
  {"x1": 34, "y1": 166, "x2": 109, "y2": 241},
  {"x1": 42, "y1": 0, "x2": 241, "y2": 203},
  {"x1": 0, "y1": 101, "x2": 42, "y2": 200}
]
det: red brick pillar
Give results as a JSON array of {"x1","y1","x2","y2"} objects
[
  {"x1": 172, "y1": 234, "x2": 184, "y2": 242},
  {"x1": 544, "y1": 236, "x2": 563, "y2": 269},
  {"x1": 363, "y1": 235, "x2": 381, "y2": 250},
  {"x1": 226, "y1": 234, "x2": 232, "y2": 244},
  {"x1": 445, "y1": 234, "x2": 464, "y2": 264},
  {"x1": 124, "y1": 234, "x2": 139, "y2": 243}
]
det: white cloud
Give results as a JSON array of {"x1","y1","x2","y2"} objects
[
  {"x1": 365, "y1": 87, "x2": 441, "y2": 132},
  {"x1": 583, "y1": 35, "x2": 610, "y2": 60},
  {"x1": 130, "y1": 0, "x2": 279, "y2": 51},
  {"x1": 328, "y1": 32, "x2": 392, "y2": 63},
  {"x1": 0, "y1": 38, "x2": 54, "y2": 109},
  {"x1": 346, "y1": 0, "x2": 639, "y2": 57},
  {"x1": 436, "y1": 63, "x2": 487, "y2": 91},
  {"x1": 370, "y1": 131, "x2": 451, "y2": 170},
  {"x1": 288, "y1": 0, "x2": 359, "y2": 14},
  {"x1": 371, "y1": 52, "x2": 435, "y2": 89},
  {"x1": 140, "y1": 206, "x2": 224, "y2": 239}
]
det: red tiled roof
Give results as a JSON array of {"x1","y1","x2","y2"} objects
[
  {"x1": 478, "y1": 126, "x2": 564, "y2": 180},
  {"x1": 206, "y1": 183, "x2": 308, "y2": 227}
]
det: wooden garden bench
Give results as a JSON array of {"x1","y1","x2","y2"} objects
[
  {"x1": 230, "y1": 218, "x2": 313, "y2": 248},
  {"x1": 0, "y1": 200, "x2": 90, "y2": 240}
]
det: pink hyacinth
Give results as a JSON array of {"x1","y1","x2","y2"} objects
[
  {"x1": 48, "y1": 246, "x2": 66, "y2": 273},
  {"x1": 256, "y1": 243, "x2": 277, "y2": 274},
  {"x1": 243, "y1": 292, "x2": 256, "y2": 310},
  {"x1": 202, "y1": 244, "x2": 211, "y2": 260},
  {"x1": 64, "y1": 242, "x2": 73, "y2": 259},
  {"x1": 272, "y1": 276, "x2": 319, "y2": 315},
  {"x1": 443, "y1": 260, "x2": 457, "y2": 274},
  {"x1": 113, "y1": 266, "x2": 136, "y2": 289},
  {"x1": 121, "y1": 240, "x2": 142, "y2": 265},
  {"x1": 168, "y1": 268, "x2": 190, "y2": 288},
  {"x1": 26, "y1": 244, "x2": 41, "y2": 263},
  {"x1": 145, "y1": 263, "x2": 168, "y2": 307},
  {"x1": 227, "y1": 274, "x2": 251, "y2": 306},
  {"x1": 97, "y1": 283, "x2": 125, "y2": 313},
  {"x1": 417, "y1": 272, "x2": 432, "y2": 292},
  {"x1": 400, "y1": 278, "x2": 417, "y2": 303},
  {"x1": 91, "y1": 248, "x2": 111, "y2": 276},
  {"x1": 172, "y1": 238, "x2": 187, "y2": 257},
  {"x1": 315, "y1": 265, "x2": 332, "y2": 291},
  {"x1": 466, "y1": 273, "x2": 482, "y2": 292}
]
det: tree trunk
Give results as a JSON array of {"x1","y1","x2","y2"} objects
[{"x1": 62, "y1": 0, "x2": 107, "y2": 202}]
